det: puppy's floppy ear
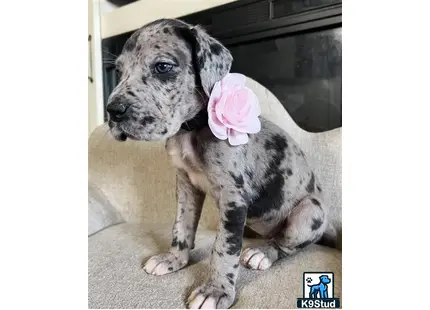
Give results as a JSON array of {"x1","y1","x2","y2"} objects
[
  {"x1": 177, "y1": 24, "x2": 233, "y2": 96},
  {"x1": 191, "y1": 25, "x2": 233, "y2": 96}
]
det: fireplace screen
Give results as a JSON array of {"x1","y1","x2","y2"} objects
[
  {"x1": 102, "y1": 0, "x2": 342, "y2": 132},
  {"x1": 228, "y1": 27, "x2": 341, "y2": 132}
]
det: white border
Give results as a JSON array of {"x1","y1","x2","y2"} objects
[
  {"x1": 1, "y1": 0, "x2": 87, "y2": 309},
  {"x1": 1, "y1": 0, "x2": 429, "y2": 309},
  {"x1": 344, "y1": 1, "x2": 430, "y2": 309}
]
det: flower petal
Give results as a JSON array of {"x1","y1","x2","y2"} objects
[
  {"x1": 208, "y1": 114, "x2": 228, "y2": 140},
  {"x1": 221, "y1": 73, "x2": 246, "y2": 90},
  {"x1": 228, "y1": 129, "x2": 249, "y2": 146},
  {"x1": 207, "y1": 81, "x2": 222, "y2": 110}
]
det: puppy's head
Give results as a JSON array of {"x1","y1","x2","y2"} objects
[
  {"x1": 107, "y1": 19, "x2": 233, "y2": 141},
  {"x1": 319, "y1": 275, "x2": 331, "y2": 284}
]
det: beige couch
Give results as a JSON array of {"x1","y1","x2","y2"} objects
[{"x1": 88, "y1": 77, "x2": 342, "y2": 308}]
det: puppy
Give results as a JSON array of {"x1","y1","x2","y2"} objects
[{"x1": 107, "y1": 18, "x2": 336, "y2": 309}]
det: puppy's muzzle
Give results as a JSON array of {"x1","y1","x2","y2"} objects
[{"x1": 106, "y1": 100, "x2": 130, "y2": 122}]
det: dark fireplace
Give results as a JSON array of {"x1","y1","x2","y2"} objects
[{"x1": 102, "y1": 0, "x2": 342, "y2": 132}]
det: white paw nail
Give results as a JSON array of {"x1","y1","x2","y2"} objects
[
  {"x1": 248, "y1": 252, "x2": 265, "y2": 269},
  {"x1": 201, "y1": 296, "x2": 217, "y2": 309},
  {"x1": 143, "y1": 258, "x2": 158, "y2": 274},
  {"x1": 188, "y1": 294, "x2": 206, "y2": 309},
  {"x1": 153, "y1": 263, "x2": 169, "y2": 275}
]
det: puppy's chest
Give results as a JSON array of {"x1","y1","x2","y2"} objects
[{"x1": 166, "y1": 134, "x2": 211, "y2": 193}]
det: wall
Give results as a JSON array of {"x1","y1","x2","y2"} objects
[{"x1": 101, "y1": 0, "x2": 238, "y2": 38}]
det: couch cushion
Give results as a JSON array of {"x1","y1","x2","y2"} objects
[{"x1": 88, "y1": 223, "x2": 342, "y2": 309}]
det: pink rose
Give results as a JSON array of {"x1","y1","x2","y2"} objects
[{"x1": 207, "y1": 73, "x2": 261, "y2": 146}]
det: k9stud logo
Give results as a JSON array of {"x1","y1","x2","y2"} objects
[{"x1": 297, "y1": 272, "x2": 341, "y2": 308}]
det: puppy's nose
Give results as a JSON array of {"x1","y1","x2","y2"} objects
[{"x1": 107, "y1": 101, "x2": 129, "y2": 122}]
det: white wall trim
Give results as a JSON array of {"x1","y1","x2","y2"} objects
[
  {"x1": 90, "y1": 0, "x2": 105, "y2": 131},
  {"x1": 101, "y1": 0, "x2": 238, "y2": 39}
]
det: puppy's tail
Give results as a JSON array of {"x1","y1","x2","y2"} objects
[{"x1": 316, "y1": 223, "x2": 341, "y2": 250}]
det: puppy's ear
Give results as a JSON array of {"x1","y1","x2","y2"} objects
[
  {"x1": 177, "y1": 24, "x2": 233, "y2": 96},
  {"x1": 192, "y1": 25, "x2": 233, "y2": 96}
]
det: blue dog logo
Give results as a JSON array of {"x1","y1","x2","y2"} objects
[
  {"x1": 307, "y1": 275, "x2": 331, "y2": 299},
  {"x1": 297, "y1": 272, "x2": 340, "y2": 308}
]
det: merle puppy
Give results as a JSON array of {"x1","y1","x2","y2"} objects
[{"x1": 107, "y1": 18, "x2": 336, "y2": 309}]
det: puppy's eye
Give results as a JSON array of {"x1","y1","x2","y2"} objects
[{"x1": 154, "y1": 62, "x2": 173, "y2": 74}]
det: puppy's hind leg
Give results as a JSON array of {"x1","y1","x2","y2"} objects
[{"x1": 241, "y1": 196, "x2": 327, "y2": 270}]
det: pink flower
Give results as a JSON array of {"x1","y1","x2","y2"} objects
[{"x1": 207, "y1": 73, "x2": 261, "y2": 146}]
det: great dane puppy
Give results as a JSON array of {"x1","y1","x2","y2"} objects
[{"x1": 107, "y1": 18, "x2": 336, "y2": 309}]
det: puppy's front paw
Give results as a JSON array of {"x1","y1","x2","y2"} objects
[
  {"x1": 143, "y1": 252, "x2": 187, "y2": 276},
  {"x1": 240, "y1": 247, "x2": 272, "y2": 270},
  {"x1": 187, "y1": 282, "x2": 235, "y2": 309}
]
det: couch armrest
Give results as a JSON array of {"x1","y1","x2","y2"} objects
[{"x1": 88, "y1": 181, "x2": 123, "y2": 236}]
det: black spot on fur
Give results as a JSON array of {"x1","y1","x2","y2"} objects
[
  {"x1": 233, "y1": 264, "x2": 239, "y2": 268},
  {"x1": 317, "y1": 185, "x2": 322, "y2": 192},
  {"x1": 265, "y1": 134, "x2": 288, "y2": 152},
  {"x1": 311, "y1": 198, "x2": 320, "y2": 206},
  {"x1": 216, "y1": 160, "x2": 222, "y2": 165},
  {"x1": 154, "y1": 44, "x2": 160, "y2": 49},
  {"x1": 245, "y1": 169, "x2": 254, "y2": 179},
  {"x1": 229, "y1": 172, "x2": 244, "y2": 188},
  {"x1": 228, "y1": 279, "x2": 234, "y2": 285},
  {"x1": 168, "y1": 266, "x2": 173, "y2": 271},
  {"x1": 161, "y1": 128, "x2": 168, "y2": 135},
  {"x1": 234, "y1": 162, "x2": 237, "y2": 168},
  {"x1": 141, "y1": 116, "x2": 155, "y2": 126},
  {"x1": 172, "y1": 25, "x2": 204, "y2": 88},
  {"x1": 171, "y1": 237, "x2": 188, "y2": 251},
  {"x1": 247, "y1": 134, "x2": 288, "y2": 218},
  {"x1": 126, "y1": 90, "x2": 137, "y2": 98},
  {"x1": 163, "y1": 27, "x2": 170, "y2": 34},
  {"x1": 247, "y1": 174, "x2": 284, "y2": 218},
  {"x1": 306, "y1": 173, "x2": 315, "y2": 193},
  {"x1": 223, "y1": 204, "x2": 247, "y2": 255},
  {"x1": 216, "y1": 250, "x2": 224, "y2": 257},
  {"x1": 311, "y1": 218, "x2": 323, "y2": 231},
  {"x1": 226, "y1": 273, "x2": 234, "y2": 279},
  {"x1": 141, "y1": 77, "x2": 147, "y2": 85},
  {"x1": 286, "y1": 168, "x2": 293, "y2": 176},
  {"x1": 210, "y1": 43, "x2": 223, "y2": 55}
]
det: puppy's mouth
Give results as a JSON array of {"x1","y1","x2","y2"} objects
[
  {"x1": 108, "y1": 120, "x2": 162, "y2": 142},
  {"x1": 108, "y1": 120, "x2": 132, "y2": 142}
]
